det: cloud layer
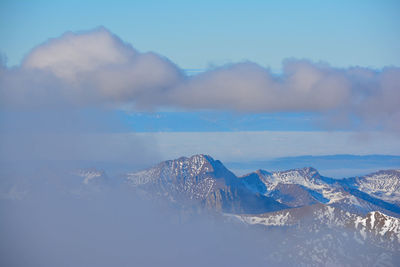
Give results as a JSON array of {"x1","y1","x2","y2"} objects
[{"x1": 0, "y1": 27, "x2": 399, "y2": 132}]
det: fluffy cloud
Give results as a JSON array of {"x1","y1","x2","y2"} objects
[
  {"x1": 22, "y1": 28, "x2": 137, "y2": 79},
  {"x1": 0, "y1": 27, "x2": 183, "y2": 109},
  {"x1": 168, "y1": 60, "x2": 351, "y2": 112},
  {"x1": 0, "y1": 27, "x2": 399, "y2": 132}
]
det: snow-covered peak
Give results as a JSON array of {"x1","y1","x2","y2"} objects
[
  {"x1": 345, "y1": 169, "x2": 400, "y2": 205},
  {"x1": 162, "y1": 154, "x2": 218, "y2": 177},
  {"x1": 125, "y1": 154, "x2": 230, "y2": 187},
  {"x1": 188, "y1": 154, "x2": 214, "y2": 164}
]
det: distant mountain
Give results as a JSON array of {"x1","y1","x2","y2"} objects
[
  {"x1": 341, "y1": 170, "x2": 400, "y2": 206},
  {"x1": 239, "y1": 167, "x2": 400, "y2": 217},
  {"x1": 240, "y1": 168, "x2": 328, "y2": 207},
  {"x1": 225, "y1": 154, "x2": 400, "y2": 178}
]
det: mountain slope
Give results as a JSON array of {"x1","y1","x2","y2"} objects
[{"x1": 232, "y1": 204, "x2": 400, "y2": 249}]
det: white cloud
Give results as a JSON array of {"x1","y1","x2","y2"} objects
[
  {"x1": 0, "y1": 27, "x2": 183, "y2": 109},
  {"x1": 22, "y1": 27, "x2": 137, "y2": 80},
  {"x1": 0, "y1": 28, "x2": 399, "y2": 133},
  {"x1": 168, "y1": 60, "x2": 351, "y2": 112}
]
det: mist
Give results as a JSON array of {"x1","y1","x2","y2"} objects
[
  {"x1": 0, "y1": 163, "x2": 283, "y2": 267},
  {"x1": 0, "y1": 101, "x2": 163, "y2": 174},
  {"x1": 1, "y1": 166, "x2": 397, "y2": 267},
  {"x1": 0, "y1": 173, "x2": 265, "y2": 267}
]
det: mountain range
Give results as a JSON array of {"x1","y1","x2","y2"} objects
[
  {"x1": 124, "y1": 154, "x2": 400, "y2": 215},
  {"x1": 122, "y1": 154, "x2": 400, "y2": 258}
]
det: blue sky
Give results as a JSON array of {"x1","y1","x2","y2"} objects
[
  {"x1": 1, "y1": 0, "x2": 399, "y2": 162},
  {"x1": 1, "y1": 0, "x2": 399, "y2": 70}
]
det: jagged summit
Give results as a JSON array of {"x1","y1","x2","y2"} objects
[
  {"x1": 174, "y1": 154, "x2": 214, "y2": 168},
  {"x1": 126, "y1": 154, "x2": 286, "y2": 214},
  {"x1": 180, "y1": 154, "x2": 232, "y2": 176},
  {"x1": 151, "y1": 154, "x2": 237, "y2": 186}
]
